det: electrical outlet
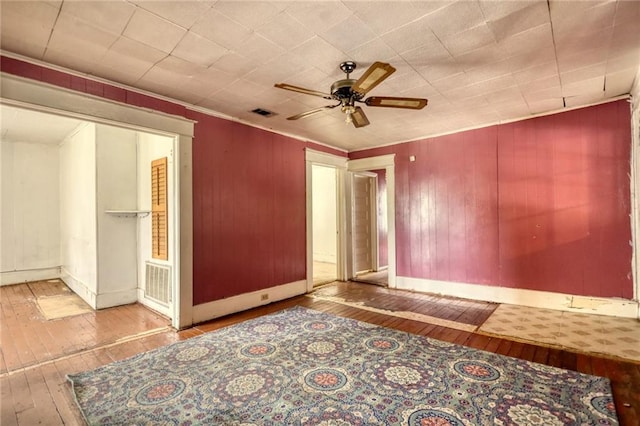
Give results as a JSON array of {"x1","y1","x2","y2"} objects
[{"x1": 260, "y1": 293, "x2": 269, "y2": 301}]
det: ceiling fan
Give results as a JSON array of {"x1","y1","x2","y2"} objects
[{"x1": 274, "y1": 61, "x2": 428, "y2": 128}]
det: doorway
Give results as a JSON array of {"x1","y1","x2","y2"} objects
[
  {"x1": 347, "y1": 154, "x2": 396, "y2": 288},
  {"x1": 311, "y1": 164, "x2": 338, "y2": 286},
  {"x1": 352, "y1": 170, "x2": 389, "y2": 286},
  {"x1": 305, "y1": 148, "x2": 348, "y2": 291},
  {"x1": 1, "y1": 104, "x2": 178, "y2": 318},
  {"x1": 1, "y1": 73, "x2": 194, "y2": 329}
]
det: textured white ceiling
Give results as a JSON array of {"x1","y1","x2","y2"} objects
[
  {"x1": 0, "y1": 105, "x2": 83, "y2": 145},
  {"x1": 1, "y1": 0, "x2": 639, "y2": 151}
]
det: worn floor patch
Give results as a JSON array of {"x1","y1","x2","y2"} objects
[
  {"x1": 308, "y1": 294, "x2": 478, "y2": 332},
  {"x1": 37, "y1": 294, "x2": 93, "y2": 320},
  {"x1": 479, "y1": 304, "x2": 640, "y2": 362}
]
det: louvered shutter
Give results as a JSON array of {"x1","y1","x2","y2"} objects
[{"x1": 151, "y1": 157, "x2": 168, "y2": 260}]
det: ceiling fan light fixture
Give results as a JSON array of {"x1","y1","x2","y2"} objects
[{"x1": 342, "y1": 104, "x2": 356, "y2": 124}]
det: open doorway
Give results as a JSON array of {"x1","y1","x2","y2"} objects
[
  {"x1": 311, "y1": 164, "x2": 338, "y2": 286},
  {"x1": 1, "y1": 104, "x2": 179, "y2": 322},
  {"x1": 352, "y1": 170, "x2": 388, "y2": 287},
  {"x1": 2, "y1": 75, "x2": 194, "y2": 329},
  {"x1": 347, "y1": 154, "x2": 396, "y2": 288},
  {"x1": 305, "y1": 148, "x2": 348, "y2": 291}
]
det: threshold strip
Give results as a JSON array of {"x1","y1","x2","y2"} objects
[
  {"x1": 0, "y1": 326, "x2": 173, "y2": 378},
  {"x1": 308, "y1": 294, "x2": 478, "y2": 332}
]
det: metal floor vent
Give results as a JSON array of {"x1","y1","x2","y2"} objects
[{"x1": 145, "y1": 262, "x2": 171, "y2": 305}]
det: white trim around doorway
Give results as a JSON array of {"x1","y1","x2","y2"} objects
[
  {"x1": 1, "y1": 73, "x2": 194, "y2": 329},
  {"x1": 305, "y1": 149, "x2": 348, "y2": 292},
  {"x1": 348, "y1": 154, "x2": 396, "y2": 288}
]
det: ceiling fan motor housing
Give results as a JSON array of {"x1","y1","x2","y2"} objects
[{"x1": 331, "y1": 79, "x2": 364, "y2": 106}]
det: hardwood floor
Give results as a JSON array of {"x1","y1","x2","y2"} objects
[
  {"x1": 353, "y1": 269, "x2": 389, "y2": 286},
  {"x1": 1, "y1": 280, "x2": 639, "y2": 425}
]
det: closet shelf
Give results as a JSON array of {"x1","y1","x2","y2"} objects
[{"x1": 105, "y1": 210, "x2": 150, "y2": 218}]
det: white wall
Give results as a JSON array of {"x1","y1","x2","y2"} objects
[
  {"x1": 312, "y1": 165, "x2": 337, "y2": 263},
  {"x1": 59, "y1": 123, "x2": 97, "y2": 305},
  {"x1": 1, "y1": 140, "x2": 61, "y2": 284},
  {"x1": 4, "y1": 117, "x2": 175, "y2": 312},
  {"x1": 2, "y1": 75, "x2": 193, "y2": 328},
  {"x1": 136, "y1": 132, "x2": 174, "y2": 315},
  {"x1": 95, "y1": 124, "x2": 138, "y2": 308}
]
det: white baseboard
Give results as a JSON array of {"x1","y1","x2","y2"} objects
[
  {"x1": 313, "y1": 254, "x2": 336, "y2": 263},
  {"x1": 396, "y1": 276, "x2": 639, "y2": 319},
  {"x1": 60, "y1": 268, "x2": 97, "y2": 309},
  {"x1": 96, "y1": 288, "x2": 137, "y2": 309},
  {"x1": 61, "y1": 269, "x2": 138, "y2": 310},
  {"x1": 1, "y1": 267, "x2": 61, "y2": 286},
  {"x1": 137, "y1": 288, "x2": 171, "y2": 317},
  {"x1": 192, "y1": 280, "x2": 306, "y2": 324}
]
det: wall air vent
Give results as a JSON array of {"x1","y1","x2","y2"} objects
[
  {"x1": 251, "y1": 108, "x2": 277, "y2": 117},
  {"x1": 145, "y1": 262, "x2": 171, "y2": 305}
]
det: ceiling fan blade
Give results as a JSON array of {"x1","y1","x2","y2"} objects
[
  {"x1": 287, "y1": 104, "x2": 338, "y2": 121},
  {"x1": 274, "y1": 83, "x2": 333, "y2": 100},
  {"x1": 365, "y1": 96, "x2": 428, "y2": 110},
  {"x1": 351, "y1": 106, "x2": 370, "y2": 128},
  {"x1": 350, "y1": 62, "x2": 396, "y2": 95}
]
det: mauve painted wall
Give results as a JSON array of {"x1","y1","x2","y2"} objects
[
  {"x1": 2, "y1": 56, "x2": 309, "y2": 305},
  {"x1": 350, "y1": 101, "x2": 633, "y2": 299},
  {"x1": 0, "y1": 57, "x2": 188, "y2": 116},
  {"x1": 4, "y1": 57, "x2": 632, "y2": 300},
  {"x1": 187, "y1": 111, "x2": 307, "y2": 304}
]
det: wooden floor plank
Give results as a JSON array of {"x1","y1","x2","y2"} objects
[
  {"x1": 2, "y1": 280, "x2": 639, "y2": 426},
  {"x1": 0, "y1": 376, "x2": 18, "y2": 426},
  {"x1": 18, "y1": 368, "x2": 61, "y2": 425},
  {"x1": 533, "y1": 345, "x2": 550, "y2": 365},
  {"x1": 8, "y1": 372, "x2": 34, "y2": 416},
  {"x1": 506, "y1": 341, "x2": 525, "y2": 360},
  {"x1": 560, "y1": 350, "x2": 578, "y2": 372},
  {"x1": 464, "y1": 333, "x2": 492, "y2": 351},
  {"x1": 494, "y1": 338, "x2": 513, "y2": 356},
  {"x1": 519, "y1": 343, "x2": 536, "y2": 363},
  {"x1": 40, "y1": 362, "x2": 84, "y2": 425}
]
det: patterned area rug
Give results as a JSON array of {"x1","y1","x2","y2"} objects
[{"x1": 67, "y1": 306, "x2": 618, "y2": 425}]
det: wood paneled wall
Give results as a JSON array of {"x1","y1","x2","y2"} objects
[
  {"x1": 351, "y1": 100, "x2": 633, "y2": 299},
  {"x1": 187, "y1": 112, "x2": 306, "y2": 304},
  {"x1": 2, "y1": 56, "x2": 310, "y2": 305},
  {"x1": 0, "y1": 56, "x2": 187, "y2": 117},
  {"x1": 3, "y1": 56, "x2": 632, "y2": 302}
]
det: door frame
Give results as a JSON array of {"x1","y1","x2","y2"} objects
[
  {"x1": 348, "y1": 154, "x2": 396, "y2": 287},
  {"x1": 305, "y1": 148, "x2": 348, "y2": 292},
  {"x1": 351, "y1": 171, "x2": 379, "y2": 276},
  {"x1": 1, "y1": 74, "x2": 194, "y2": 329},
  {"x1": 631, "y1": 94, "x2": 640, "y2": 319}
]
